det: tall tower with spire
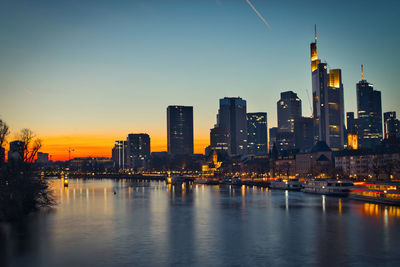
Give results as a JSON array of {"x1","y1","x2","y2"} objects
[
  {"x1": 310, "y1": 26, "x2": 345, "y2": 150},
  {"x1": 356, "y1": 65, "x2": 382, "y2": 148}
]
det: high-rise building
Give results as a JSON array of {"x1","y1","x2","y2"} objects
[
  {"x1": 111, "y1": 140, "x2": 127, "y2": 169},
  {"x1": 167, "y1": 106, "x2": 194, "y2": 155},
  {"x1": 356, "y1": 65, "x2": 382, "y2": 149},
  {"x1": 294, "y1": 117, "x2": 314, "y2": 152},
  {"x1": 277, "y1": 91, "x2": 301, "y2": 133},
  {"x1": 310, "y1": 27, "x2": 345, "y2": 150},
  {"x1": 247, "y1": 112, "x2": 268, "y2": 156},
  {"x1": 209, "y1": 126, "x2": 230, "y2": 154},
  {"x1": 215, "y1": 97, "x2": 247, "y2": 156},
  {"x1": 346, "y1": 112, "x2": 358, "y2": 134},
  {"x1": 126, "y1": 134, "x2": 150, "y2": 169},
  {"x1": 384, "y1": 112, "x2": 400, "y2": 140},
  {"x1": 8, "y1": 140, "x2": 24, "y2": 163},
  {"x1": 269, "y1": 127, "x2": 278, "y2": 152}
]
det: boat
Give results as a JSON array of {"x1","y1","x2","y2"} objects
[
  {"x1": 194, "y1": 177, "x2": 220, "y2": 185},
  {"x1": 165, "y1": 176, "x2": 186, "y2": 185},
  {"x1": 350, "y1": 182, "x2": 400, "y2": 206},
  {"x1": 301, "y1": 179, "x2": 353, "y2": 196},
  {"x1": 269, "y1": 178, "x2": 302, "y2": 191}
]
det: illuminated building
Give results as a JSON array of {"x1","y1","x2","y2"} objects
[
  {"x1": 127, "y1": 134, "x2": 150, "y2": 170},
  {"x1": 347, "y1": 133, "x2": 358, "y2": 150},
  {"x1": 201, "y1": 150, "x2": 222, "y2": 175},
  {"x1": 167, "y1": 105, "x2": 194, "y2": 155},
  {"x1": 209, "y1": 126, "x2": 230, "y2": 154},
  {"x1": 247, "y1": 112, "x2": 268, "y2": 156},
  {"x1": 310, "y1": 27, "x2": 345, "y2": 150},
  {"x1": 277, "y1": 91, "x2": 301, "y2": 133},
  {"x1": 356, "y1": 65, "x2": 382, "y2": 149},
  {"x1": 384, "y1": 112, "x2": 400, "y2": 140},
  {"x1": 215, "y1": 97, "x2": 247, "y2": 156},
  {"x1": 111, "y1": 140, "x2": 127, "y2": 169}
]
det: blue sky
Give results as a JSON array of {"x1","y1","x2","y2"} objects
[{"x1": 0, "y1": 0, "x2": 399, "y2": 156}]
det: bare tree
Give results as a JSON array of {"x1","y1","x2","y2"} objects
[
  {"x1": 17, "y1": 128, "x2": 42, "y2": 163},
  {"x1": 0, "y1": 119, "x2": 10, "y2": 149}
]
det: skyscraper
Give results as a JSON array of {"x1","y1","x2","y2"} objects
[
  {"x1": 384, "y1": 112, "x2": 400, "y2": 140},
  {"x1": 209, "y1": 126, "x2": 230, "y2": 154},
  {"x1": 346, "y1": 112, "x2": 358, "y2": 134},
  {"x1": 215, "y1": 97, "x2": 247, "y2": 156},
  {"x1": 247, "y1": 112, "x2": 268, "y2": 156},
  {"x1": 356, "y1": 65, "x2": 382, "y2": 148},
  {"x1": 126, "y1": 134, "x2": 150, "y2": 169},
  {"x1": 111, "y1": 140, "x2": 127, "y2": 169},
  {"x1": 8, "y1": 140, "x2": 24, "y2": 163},
  {"x1": 277, "y1": 91, "x2": 301, "y2": 133},
  {"x1": 294, "y1": 117, "x2": 314, "y2": 152},
  {"x1": 167, "y1": 105, "x2": 194, "y2": 155},
  {"x1": 269, "y1": 127, "x2": 278, "y2": 152},
  {"x1": 310, "y1": 27, "x2": 345, "y2": 150}
]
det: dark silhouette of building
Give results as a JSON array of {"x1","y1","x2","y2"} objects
[
  {"x1": 346, "y1": 112, "x2": 358, "y2": 134},
  {"x1": 356, "y1": 65, "x2": 382, "y2": 149},
  {"x1": 208, "y1": 126, "x2": 230, "y2": 155},
  {"x1": 0, "y1": 147, "x2": 5, "y2": 166},
  {"x1": 310, "y1": 27, "x2": 345, "y2": 150},
  {"x1": 127, "y1": 134, "x2": 150, "y2": 169},
  {"x1": 167, "y1": 105, "x2": 193, "y2": 155},
  {"x1": 277, "y1": 91, "x2": 301, "y2": 133},
  {"x1": 215, "y1": 97, "x2": 247, "y2": 156},
  {"x1": 8, "y1": 140, "x2": 24, "y2": 163},
  {"x1": 36, "y1": 152, "x2": 49, "y2": 163},
  {"x1": 383, "y1": 112, "x2": 399, "y2": 140},
  {"x1": 269, "y1": 127, "x2": 278, "y2": 152},
  {"x1": 247, "y1": 112, "x2": 268, "y2": 156},
  {"x1": 111, "y1": 140, "x2": 127, "y2": 169},
  {"x1": 294, "y1": 117, "x2": 314, "y2": 152}
]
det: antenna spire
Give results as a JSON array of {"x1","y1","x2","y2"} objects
[
  {"x1": 314, "y1": 24, "x2": 317, "y2": 43},
  {"x1": 361, "y1": 64, "x2": 364, "y2": 80}
]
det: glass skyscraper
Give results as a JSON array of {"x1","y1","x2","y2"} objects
[
  {"x1": 167, "y1": 105, "x2": 194, "y2": 155},
  {"x1": 247, "y1": 112, "x2": 268, "y2": 156}
]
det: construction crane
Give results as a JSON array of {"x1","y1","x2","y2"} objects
[{"x1": 68, "y1": 147, "x2": 75, "y2": 161}]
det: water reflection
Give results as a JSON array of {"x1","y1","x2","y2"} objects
[{"x1": 0, "y1": 179, "x2": 400, "y2": 266}]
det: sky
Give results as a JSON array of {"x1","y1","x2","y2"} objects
[{"x1": 1, "y1": 0, "x2": 399, "y2": 160}]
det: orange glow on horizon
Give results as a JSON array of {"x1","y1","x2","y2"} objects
[{"x1": 38, "y1": 135, "x2": 209, "y2": 161}]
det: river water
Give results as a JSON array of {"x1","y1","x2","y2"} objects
[{"x1": 1, "y1": 178, "x2": 400, "y2": 266}]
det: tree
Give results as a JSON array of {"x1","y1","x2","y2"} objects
[
  {"x1": 17, "y1": 128, "x2": 42, "y2": 163},
  {"x1": 0, "y1": 119, "x2": 10, "y2": 149}
]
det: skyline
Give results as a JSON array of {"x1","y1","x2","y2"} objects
[{"x1": 1, "y1": 0, "x2": 400, "y2": 160}]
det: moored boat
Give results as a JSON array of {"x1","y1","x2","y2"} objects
[
  {"x1": 301, "y1": 179, "x2": 353, "y2": 196},
  {"x1": 350, "y1": 182, "x2": 400, "y2": 206},
  {"x1": 269, "y1": 178, "x2": 302, "y2": 191}
]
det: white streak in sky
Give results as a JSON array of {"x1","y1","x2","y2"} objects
[
  {"x1": 246, "y1": 0, "x2": 271, "y2": 30},
  {"x1": 14, "y1": 81, "x2": 34, "y2": 96}
]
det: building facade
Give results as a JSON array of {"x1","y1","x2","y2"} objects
[
  {"x1": 294, "y1": 117, "x2": 314, "y2": 152},
  {"x1": 111, "y1": 140, "x2": 127, "y2": 170},
  {"x1": 167, "y1": 105, "x2": 194, "y2": 155},
  {"x1": 356, "y1": 68, "x2": 382, "y2": 149},
  {"x1": 8, "y1": 140, "x2": 24, "y2": 163},
  {"x1": 247, "y1": 112, "x2": 268, "y2": 156},
  {"x1": 126, "y1": 134, "x2": 150, "y2": 170},
  {"x1": 277, "y1": 91, "x2": 301, "y2": 133},
  {"x1": 209, "y1": 126, "x2": 230, "y2": 155},
  {"x1": 216, "y1": 97, "x2": 247, "y2": 156},
  {"x1": 384, "y1": 112, "x2": 400, "y2": 140},
  {"x1": 310, "y1": 29, "x2": 345, "y2": 150}
]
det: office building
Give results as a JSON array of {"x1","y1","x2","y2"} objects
[
  {"x1": 384, "y1": 112, "x2": 400, "y2": 140},
  {"x1": 167, "y1": 105, "x2": 194, "y2": 155},
  {"x1": 8, "y1": 140, "x2": 24, "y2": 163},
  {"x1": 356, "y1": 65, "x2": 382, "y2": 148},
  {"x1": 310, "y1": 27, "x2": 345, "y2": 150},
  {"x1": 127, "y1": 134, "x2": 150, "y2": 169},
  {"x1": 111, "y1": 140, "x2": 127, "y2": 169},
  {"x1": 269, "y1": 127, "x2": 278, "y2": 152},
  {"x1": 277, "y1": 91, "x2": 301, "y2": 133},
  {"x1": 36, "y1": 152, "x2": 49, "y2": 163},
  {"x1": 247, "y1": 112, "x2": 268, "y2": 155},
  {"x1": 209, "y1": 126, "x2": 230, "y2": 154},
  {"x1": 294, "y1": 117, "x2": 314, "y2": 152},
  {"x1": 215, "y1": 97, "x2": 247, "y2": 156}
]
